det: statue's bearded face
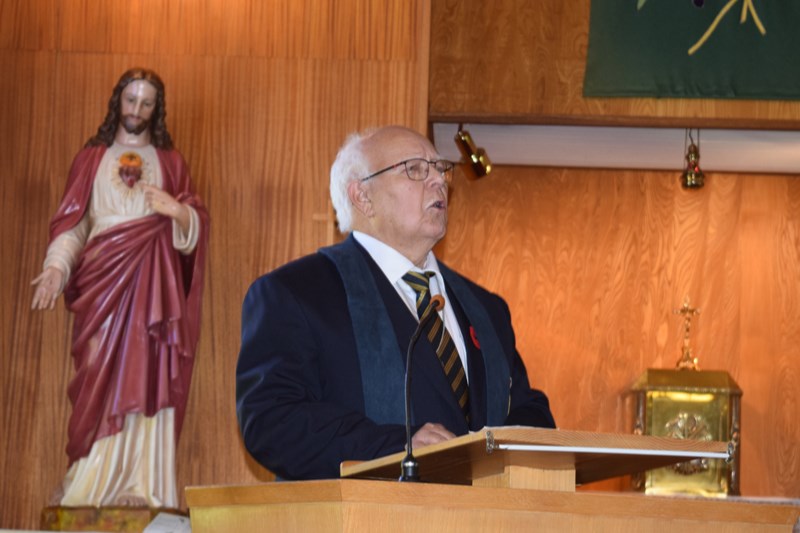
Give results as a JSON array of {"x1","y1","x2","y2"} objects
[{"x1": 119, "y1": 80, "x2": 157, "y2": 135}]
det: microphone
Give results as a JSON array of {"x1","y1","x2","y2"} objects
[{"x1": 399, "y1": 294, "x2": 445, "y2": 482}]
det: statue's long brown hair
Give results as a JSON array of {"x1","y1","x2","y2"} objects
[{"x1": 86, "y1": 68, "x2": 174, "y2": 149}]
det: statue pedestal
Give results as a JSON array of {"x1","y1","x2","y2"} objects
[{"x1": 40, "y1": 506, "x2": 186, "y2": 532}]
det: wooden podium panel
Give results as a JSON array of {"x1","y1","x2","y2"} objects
[
  {"x1": 186, "y1": 479, "x2": 800, "y2": 532},
  {"x1": 187, "y1": 428, "x2": 798, "y2": 531},
  {"x1": 340, "y1": 427, "x2": 730, "y2": 489}
]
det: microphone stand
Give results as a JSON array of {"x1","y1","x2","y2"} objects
[{"x1": 399, "y1": 296, "x2": 444, "y2": 482}]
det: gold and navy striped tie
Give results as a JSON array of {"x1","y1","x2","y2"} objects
[{"x1": 402, "y1": 271, "x2": 469, "y2": 420}]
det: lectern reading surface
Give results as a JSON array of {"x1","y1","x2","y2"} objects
[{"x1": 340, "y1": 426, "x2": 729, "y2": 490}]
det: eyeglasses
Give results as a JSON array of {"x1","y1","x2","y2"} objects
[{"x1": 361, "y1": 158, "x2": 454, "y2": 184}]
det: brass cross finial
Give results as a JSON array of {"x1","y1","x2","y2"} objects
[{"x1": 673, "y1": 296, "x2": 700, "y2": 370}]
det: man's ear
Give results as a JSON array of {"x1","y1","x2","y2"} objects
[{"x1": 348, "y1": 179, "x2": 372, "y2": 217}]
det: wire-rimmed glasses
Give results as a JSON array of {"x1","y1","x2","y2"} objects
[{"x1": 361, "y1": 158, "x2": 454, "y2": 184}]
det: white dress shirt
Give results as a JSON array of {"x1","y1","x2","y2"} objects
[{"x1": 352, "y1": 231, "x2": 469, "y2": 382}]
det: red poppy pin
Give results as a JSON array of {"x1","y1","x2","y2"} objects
[{"x1": 469, "y1": 326, "x2": 480, "y2": 349}]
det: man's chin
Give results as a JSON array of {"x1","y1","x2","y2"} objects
[{"x1": 425, "y1": 222, "x2": 447, "y2": 244}]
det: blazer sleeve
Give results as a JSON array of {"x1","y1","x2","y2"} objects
[{"x1": 236, "y1": 268, "x2": 408, "y2": 480}]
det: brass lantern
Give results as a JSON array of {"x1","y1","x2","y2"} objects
[
  {"x1": 680, "y1": 128, "x2": 705, "y2": 189},
  {"x1": 631, "y1": 298, "x2": 742, "y2": 496}
]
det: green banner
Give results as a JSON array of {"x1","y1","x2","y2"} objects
[{"x1": 584, "y1": 0, "x2": 800, "y2": 99}]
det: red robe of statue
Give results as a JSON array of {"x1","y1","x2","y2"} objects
[{"x1": 48, "y1": 145, "x2": 209, "y2": 466}]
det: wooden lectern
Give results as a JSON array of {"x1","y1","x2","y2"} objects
[{"x1": 187, "y1": 428, "x2": 800, "y2": 532}]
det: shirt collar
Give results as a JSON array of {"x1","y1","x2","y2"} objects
[{"x1": 352, "y1": 231, "x2": 442, "y2": 286}]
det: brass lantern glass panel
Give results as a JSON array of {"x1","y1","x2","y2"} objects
[{"x1": 632, "y1": 369, "x2": 742, "y2": 497}]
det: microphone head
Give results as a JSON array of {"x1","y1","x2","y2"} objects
[{"x1": 430, "y1": 294, "x2": 445, "y2": 311}]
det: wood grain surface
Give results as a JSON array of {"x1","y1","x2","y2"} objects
[
  {"x1": 437, "y1": 165, "x2": 800, "y2": 499},
  {"x1": 185, "y1": 479, "x2": 800, "y2": 533}
]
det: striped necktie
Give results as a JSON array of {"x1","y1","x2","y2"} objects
[{"x1": 402, "y1": 271, "x2": 470, "y2": 420}]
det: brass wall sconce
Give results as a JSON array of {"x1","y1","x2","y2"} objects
[
  {"x1": 455, "y1": 126, "x2": 492, "y2": 179},
  {"x1": 681, "y1": 128, "x2": 705, "y2": 189}
]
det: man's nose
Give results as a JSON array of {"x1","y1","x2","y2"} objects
[
  {"x1": 133, "y1": 101, "x2": 143, "y2": 116},
  {"x1": 426, "y1": 167, "x2": 447, "y2": 187}
]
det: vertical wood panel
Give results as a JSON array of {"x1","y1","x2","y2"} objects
[
  {"x1": 0, "y1": 0, "x2": 58, "y2": 50},
  {"x1": 1, "y1": 0, "x2": 430, "y2": 528},
  {"x1": 55, "y1": 0, "x2": 419, "y2": 60}
]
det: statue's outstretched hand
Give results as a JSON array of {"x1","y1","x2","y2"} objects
[{"x1": 31, "y1": 266, "x2": 64, "y2": 310}]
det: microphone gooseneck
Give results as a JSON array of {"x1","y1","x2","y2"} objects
[{"x1": 399, "y1": 294, "x2": 445, "y2": 482}]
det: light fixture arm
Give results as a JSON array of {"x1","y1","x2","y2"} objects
[{"x1": 454, "y1": 125, "x2": 492, "y2": 179}]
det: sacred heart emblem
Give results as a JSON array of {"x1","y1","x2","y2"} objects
[{"x1": 118, "y1": 151, "x2": 143, "y2": 188}]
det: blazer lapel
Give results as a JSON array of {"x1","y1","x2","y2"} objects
[{"x1": 365, "y1": 255, "x2": 468, "y2": 431}]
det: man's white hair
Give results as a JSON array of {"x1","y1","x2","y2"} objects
[{"x1": 329, "y1": 127, "x2": 376, "y2": 234}]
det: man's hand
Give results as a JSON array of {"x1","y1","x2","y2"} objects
[
  {"x1": 411, "y1": 422, "x2": 456, "y2": 449},
  {"x1": 31, "y1": 266, "x2": 65, "y2": 310}
]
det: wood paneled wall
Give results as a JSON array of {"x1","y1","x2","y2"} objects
[
  {"x1": 439, "y1": 167, "x2": 800, "y2": 498},
  {"x1": 3, "y1": 0, "x2": 798, "y2": 528},
  {"x1": 430, "y1": 0, "x2": 800, "y2": 498},
  {"x1": 0, "y1": 1, "x2": 430, "y2": 529}
]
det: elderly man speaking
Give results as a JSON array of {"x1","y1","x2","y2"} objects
[{"x1": 236, "y1": 125, "x2": 555, "y2": 480}]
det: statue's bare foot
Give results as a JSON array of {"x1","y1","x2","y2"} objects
[
  {"x1": 114, "y1": 494, "x2": 148, "y2": 507},
  {"x1": 47, "y1": 485, "x2": 64, "y2": 506}
]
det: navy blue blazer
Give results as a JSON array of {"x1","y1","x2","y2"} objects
[{"x1": 236, "y1": 236, "x2": 555, "y2": 480}]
